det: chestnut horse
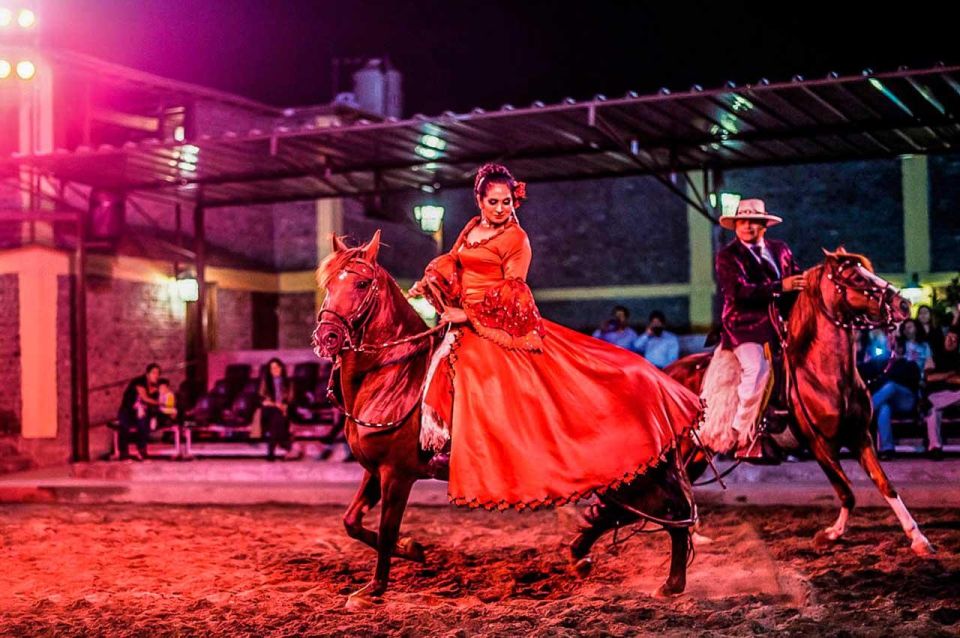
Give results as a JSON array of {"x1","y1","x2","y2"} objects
[
  {"x1": 666, "y1": 248, "x2": 935, "y2": 556},
  {"x1": 313, "y1": 232, "x2": 697, "y2": 608}
]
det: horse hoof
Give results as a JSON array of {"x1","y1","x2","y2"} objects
[
  {"x1": 572, "y1": 557, "x2": 593, "y2": 579},
  {"x1": 813, "y1": 529, "x2": 839, "y2": 550},
  {"x1": 345, "y1": 591, "x2": 380, "y2": 611},
  {"x1": 691, "y1": 531, "x2": 714, "y2": 546},
  {"x1": 911, "y1": 535, "x2": 936, "y2": 558},
  {"x1": 345, "y1": 583, "x2": 384, "y2": 610},
  {"x1": 397, "y1": 536, "x2": 426, "y2": 563},
  {"x1": 654, "y1": 582, "x2": 684, "y2": 598}
]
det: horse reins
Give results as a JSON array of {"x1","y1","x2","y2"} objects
[
  {"x1": 318, "y1": 257, "x2": 446, "y2": 431},
  {"x1": 775, "y1": 260, "x2": 899, "y2": 441}
]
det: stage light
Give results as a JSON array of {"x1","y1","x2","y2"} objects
[
  {"x1": 0, "y1": 60, "x2": 10, "y2": 79},
  {"x1": 0, "y1": 8, "x2": 12, "y2": 27},
  {"x1": 17, "y1": 7, "x2": 35, "y2": 28},
  {"x1": 16, "y1": 60, "x2": 35, "y2": 80},
  {"x1": 175, "y1": 273, "x2": 199, "y2": 302},
  {"x1": 414, "y1": 205, "x2": 444, "y2": 233}
]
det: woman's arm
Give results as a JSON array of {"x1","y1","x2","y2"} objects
[{"x1": 461, "y1": 229, "x2": 545, "y2": 350}]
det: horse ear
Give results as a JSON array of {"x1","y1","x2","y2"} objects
[
  {"x1": 362, "y1": 230, "x2": 382, "y2": 262},
  {"x1": 821, "y1": 247, "x2": 836, "y2": 260},
  {"x1": 331, "y1": 234, "x2": 349, "y2": 253},
  {"x1": 837, "y1": 246, "x2": 848, "y2": 255}
]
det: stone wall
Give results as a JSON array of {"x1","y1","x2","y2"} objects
[
  {"x1": 278, "y1": 293, "x2": 316, "y2": 350},
  {"x1": 0, "y1": 274, "x2": 21, "y2": 435}
]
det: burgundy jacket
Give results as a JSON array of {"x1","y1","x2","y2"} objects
[{"x1": 717, "y1": 238, "x2": 801, "y2": 349}]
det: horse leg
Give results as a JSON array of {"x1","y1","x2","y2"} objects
[
  {"x1": 343, "y1": 470, "x2": 381, "y2": 551},
  {"x1": 806, "y1": 434, "x2": 857, "y2": 548},
  {"x1": 568, "y1": 499, "x2": 637, "y2": 577},
  {"x1": 856, "y1": 435, "x2": 935, "y2": 557},
  {"x1": 657, "y1": 527, "x2": 690, "y2": 598},
  {"x1": 346, "y1": 474, "x2": 416, "y2": 609},
  {"x1": 343, "y1": 470, "x2": 426, "y2": 563}
]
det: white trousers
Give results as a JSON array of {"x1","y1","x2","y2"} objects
[
  {"x1": 925, "y1": 389, "x2": 960, "y2": 450},
  {"x1": 731, "y1": 342, "x2": 771, "y2": 442}
]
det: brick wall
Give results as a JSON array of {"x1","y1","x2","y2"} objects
[
  {"x1": 82, "y1": 276, "x2": 186, "y2": 427},
  {"x1": 0, "y1": 274, "x2": 21, "y2": 435},
  {"x1": 724, "y1": 159, "x2": 904, "y2": 272},
  {"x1": 274, "y1": 202, "x2": 318, "y2": 271},
  {"x1": 930, "y1": 154, "x2": 960, "y2": 273},
  {"x1": 213, "y1": 288, "x2": 253, "y2": 351},
  {"x1": 278, "y1": 293, "x2": 316, "y2": 349}
]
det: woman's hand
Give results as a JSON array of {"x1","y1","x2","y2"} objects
[
  {"x1": 440, "y1": 307, "x2": 468, "y2": 325},
  {"x1": 407, "y1": 280, "x2": 425, "y2": 298}
]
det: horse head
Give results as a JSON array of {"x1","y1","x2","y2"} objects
[
  {"x1": 817, "y1": 247, "x2": 911, "y2": 330},
  {"x1": 313, "y1": 231, "x2": 386, "y2": 358}
]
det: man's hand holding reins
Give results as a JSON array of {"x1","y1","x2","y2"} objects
[{"x1": 783, "y1": 275, "x2": 807, "y2": 292}]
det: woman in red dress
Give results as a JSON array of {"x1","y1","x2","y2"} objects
[{"x1": 410, "y1": 163, "x2": 703, "y2": 511}]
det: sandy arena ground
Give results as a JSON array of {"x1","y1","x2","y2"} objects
[{"x1": 0, "y1": 503, "x2": 957, "y2": 637}]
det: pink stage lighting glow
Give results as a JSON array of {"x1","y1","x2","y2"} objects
[
  {"x1": 15, "y1": 59, "x2": 35, "y2": 80},
  {"x1": 0, "y1": 60, "x2": 11, "y2": 79},
  {"x1": 17, "y1": 7, "x2": 35, "y2": 29}
]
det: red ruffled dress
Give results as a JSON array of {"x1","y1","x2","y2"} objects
[{"x1": 419, "y1": 217, "x2": 702, "y2": 510}]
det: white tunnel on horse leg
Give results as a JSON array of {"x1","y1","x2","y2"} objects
[
  {"x1": 884, "y1": 495, "x2": 935, "y2": 556},
  {"x1": 823, "y1": 506, "x2": 850, "y2": 541}
]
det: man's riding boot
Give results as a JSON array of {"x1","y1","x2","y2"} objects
[{"x1": 734, "y1": 433, "x2": 780, "y2": 464}]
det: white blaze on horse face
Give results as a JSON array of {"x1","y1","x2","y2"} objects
[{"x1": 338, "y1": 270, "x2": 349, "y2": 281}]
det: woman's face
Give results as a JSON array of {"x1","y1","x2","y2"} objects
[
  {"x1": 270, "y1": 361, "x2": 283, "y2": 377},
  {"x1": 917, "y1": 307, "x2": 931, "y2": 325},
  {"x1": 476, "y1": 182, "x2": 514, "y2": 226},
  {"x1": 902, "y1": 321, "x2": 917, "y2": 340}
]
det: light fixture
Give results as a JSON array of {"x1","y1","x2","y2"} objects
[
  {"x1": 17, "y1": 7, "x2": 35, "y2": 28},
  {"x1": 175, "y1": 272, "x2": 199, "y2": 302},
  {"x1": 0, "y1": 59, "x2": 10, "y2": 79},
  {"x1": 709, "y1": 191, "x2": 741, "y2": 217},
  {"x1": 0, "y1": 8, "x2": 12, "y2": 27},
  {"x1": 900, "y1": 273, "x2": 925, "y2": 308},
  {"x1": 414, "y1": 205, "x2": 444, "y2": 233},
  {"x1": 173, "y1": 125, "x2": 185, "y2": 142},
  {"x1": 16, "y1": 59, "x2": 35, "y2": 80}
]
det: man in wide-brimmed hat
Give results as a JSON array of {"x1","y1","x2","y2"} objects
[{"x1": 713, "y1": 199, "x2": 804, "y2": 459}]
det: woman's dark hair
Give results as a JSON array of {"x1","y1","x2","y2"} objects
[
  {"x1": 145, "y1": 363, "x2": 160, "y2": 374},
  {"x1": 265, "y1": 357, "x2": 287, "y2": 379},
  {"x1": 473, "y1": 163, "x2": 527, "y2": 204}
]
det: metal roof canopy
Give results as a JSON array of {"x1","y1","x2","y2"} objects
[{"x1": 4, "y1": 64, "x2": 960, "y2": 219}]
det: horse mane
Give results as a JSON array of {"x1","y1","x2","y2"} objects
[
  {"x1": 316, "y1": 247, "x2": 365, "y2": 289},
  {"x1": 789, "y1": 248, "x2": 872, "y2": 359},
  {"x1": 787, "y1": 266, "x2": 823, "y2": 360}
]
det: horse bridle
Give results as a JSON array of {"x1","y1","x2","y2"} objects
[
  {"x1": 316, "y1": 258, "x2": 382, "y2": 354},
  {"x1": 818, "y1": 259, "x2": 900, "y2": 331},
  {"x1": 316, "y1": 257, "x2": 445, "y2": 430}
]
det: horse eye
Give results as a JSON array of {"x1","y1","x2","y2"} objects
[{"x1": 356, "y1": 280, "x2": 370, "y2": 290}]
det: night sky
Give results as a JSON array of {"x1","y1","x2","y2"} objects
[{"x1": 39, "y1": 0, "x2": 955, "y2": 116}]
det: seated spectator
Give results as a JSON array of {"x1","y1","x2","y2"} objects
[
  {"x1": 873, "y1": 320, "x2": 933, "y2": 460},
  {"x1": 117, "y1": 363, "x2": 161, "y2": 461},
  {"x1": 632, "y1": 310, "x2": 680, "y2": 369},
  {"x1": 592, "y1": 305, "x2": 638, "y2": 350},
  {"x1": 156, "y1": 378, "x2": 178, "y2": 425},
  {"x1": 916, "y1": 305, "x2": 944, "y2": 366},
  {"x1": 923, "y1": 328, "x2": 960, "y2": 460},
  {"x1": 259, "y1": 358, "x2": 296, "y2": 461},
  {"x1": 858, "y1": 328, "x2": 894, "y2": 389}
]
